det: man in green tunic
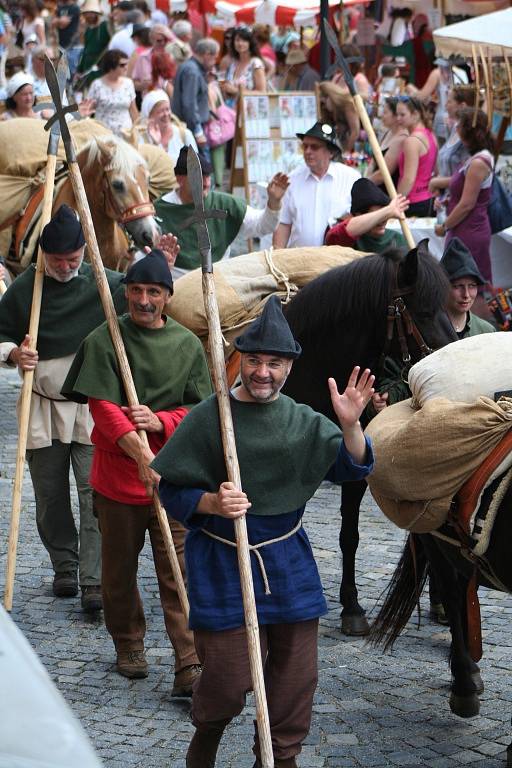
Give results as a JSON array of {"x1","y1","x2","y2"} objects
[
  {"x1": 152, "y1": 296, "x2": 375, "y2": 767},
  {"x1": 154, "y1": 146, "x2": 289, "y2": 277},
  {"x1": 0, "y1": 205, "x2": 125, "y2": 611},
  {"x1": 62, "y1": 250, "x2": 212, "y2": 689}
]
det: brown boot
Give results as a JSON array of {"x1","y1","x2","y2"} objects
[
  {"x1": 186, "y1": 727, "x2": 224, "y2": 768},
  {"x1": 171, "y1": 663, "x2": 202, "y2": 697},
  {"x1": 116, "y1": 650, "x2": 148, "y2": 679}
]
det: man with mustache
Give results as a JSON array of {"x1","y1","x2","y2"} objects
[
  {"x1": 0, "y1": 205, "x2": 127, "y2": 611},
  {"x1": 152, "y1": 296, "x2": 375, "y2": 767},
  {"x1": 62, "y1": 250, "x2": 212, "y2": 691}
]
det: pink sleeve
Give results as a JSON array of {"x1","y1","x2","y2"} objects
[{"x1": 88, "y1": 398, "x2": 136, "y2": 443}]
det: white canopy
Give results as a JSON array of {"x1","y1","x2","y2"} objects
[{"x1": 433, "y1": 8, "x2": 512, "y2": 58}]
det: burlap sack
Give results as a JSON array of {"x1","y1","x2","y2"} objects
[
  {"x1": 365, "y1": 396, "x2": 512, "y2": 533},
  {"x1": 408, "y1": 333, "x2": 512, "y2": 408},
  {"x1": 168, "y1": 246, "x2": 364, "y2": 347}
]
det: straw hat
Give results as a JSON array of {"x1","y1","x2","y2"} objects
[
  {"x1": 286, "y1": 49, "x2": 308, "y2": 66},
  {"x1": 80, "y1": 0, "x2": 103, "y2": 15}
]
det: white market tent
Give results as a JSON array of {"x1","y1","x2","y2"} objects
[{"x1": 433, "y1": 8, "x2": 512, "y2": 58}]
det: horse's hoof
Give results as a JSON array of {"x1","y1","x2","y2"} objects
[
  {"x1": 451, "y1": 673, "x2": 484, "y2": 695},
  {"x1": 472, "y1": 671, "x2": 484, "y2": 694},
  {"x1": 340, "y1": 612, "x2": 370, "y2": 636},
  {"x1": 429, "y1": 602, "x2": 449, "y2": 625},
  {"x1": 449, "y1": 692, "x2": 480, "y2": 718}
]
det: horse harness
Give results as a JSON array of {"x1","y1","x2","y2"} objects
[
  {"x1": 379, "y1": 265, "x2": 433, "y2": 374},
  {"x1": 102, "y1": 162, "x2": 155, "y2": 227}
]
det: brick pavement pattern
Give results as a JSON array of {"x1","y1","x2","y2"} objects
[{"x1": 0, "y1": 368, "x2": 511, "y2": 767}]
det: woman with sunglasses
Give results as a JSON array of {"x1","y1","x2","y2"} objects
[
  {"x1": 395, "y1": 94, "x2": 438, "y2": 217},
  {"x1": 368, "y1": 96, "x2": 408, "y2": 190},
  {"x1": 87, "y1": 48, "x2": 138, "y2": 135}
]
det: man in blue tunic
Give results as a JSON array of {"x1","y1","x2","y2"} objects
[{"x1": 152, "y1": 296, "x2": 375, "y2": 768}]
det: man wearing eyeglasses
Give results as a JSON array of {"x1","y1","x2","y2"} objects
[
  {"x1": 440, "y1": 237, "x2": 495, "y2": 338},
  {"x1": 273, "y1": 121, "x2": 360, "y2": 249}
]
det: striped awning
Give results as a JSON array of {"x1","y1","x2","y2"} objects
[{"x1": 202, "y1": 0, "x2": 365, "y2": 28}]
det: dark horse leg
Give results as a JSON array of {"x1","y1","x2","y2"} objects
[
  {"x1": 420, "y1": 534, "x2": 481, "y2": 718},
  {"x1": 339, "y1": 479, "x2": 369, "y2": 636}
]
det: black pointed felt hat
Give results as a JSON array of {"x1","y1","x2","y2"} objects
[
  {"x1": 440, "y1": 237, "x2": 485, "y2": 285},
  {"x1": 234, "y1": 295, "x2": 301, "y2": 358},
  {"x1": 40, "y1": 204, "x2": 86, "y2": 254},
  {"x1": 122, "y1": 248, "x2": 173, "y2": 292}
]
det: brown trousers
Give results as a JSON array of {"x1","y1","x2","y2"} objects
[
  {"x1": 94, "y1": 492, "x2": 198, "y2": 673},
  {"x1": 192, "y1": 619, "x2": 319, "y2": 761}
]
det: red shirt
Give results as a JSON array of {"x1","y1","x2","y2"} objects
[
  {"x1": 88, "y1": 398, "x2": 187, "y2": 505},
  {"x1": 324, "y1": 217, "x2": 357, "y2": 247}
]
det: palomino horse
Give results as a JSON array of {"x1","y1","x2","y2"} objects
[
  {"x1": 54, "y1": 136, "x2": 160, "y2": 270},
  {"x1": 282, "y1": 241, "x2": 457, "y2": 634}
]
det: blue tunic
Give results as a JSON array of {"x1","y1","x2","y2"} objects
[{"x1": 159, "y1": 439, "x2": 373, "y2": 631}]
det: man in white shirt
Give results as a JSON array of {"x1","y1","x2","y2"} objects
[{"x1": 273, "y1": 122, "x2": 360, "y2": 249}]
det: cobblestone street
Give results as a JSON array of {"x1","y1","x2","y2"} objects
[{"x1": 1, "y1": 367, "x2": 511, "y2": 768}]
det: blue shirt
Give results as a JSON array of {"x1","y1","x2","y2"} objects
[{"x1": 159, "y1": 438, "x2": 373, "y2": 631}]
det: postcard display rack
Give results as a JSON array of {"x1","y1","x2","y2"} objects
[{"x1": 229, "y1": 90, "x2": 318, "y2": 209}]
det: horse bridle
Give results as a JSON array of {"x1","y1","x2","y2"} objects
[
  {"x1": 102, "y1": 165, "x2": 155, "y2": 226},
  {"x1": 380, "y1": 265, "x2": 433, "y2": 372}
]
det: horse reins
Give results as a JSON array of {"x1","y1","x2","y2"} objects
[{"x1": 379, "y1": 265, "x2": 433, "y2": 373}]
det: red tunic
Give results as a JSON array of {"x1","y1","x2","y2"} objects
[
  {"x1": 88, "y1": 398, "x2": 187, "y2": 505},
  {"x1": 324, "y1": 217, "x2": 357, "y2": 248}
]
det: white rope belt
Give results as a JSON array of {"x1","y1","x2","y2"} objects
[{"x1": 201, "y1": 520, "x2": 303, "y2": 595}]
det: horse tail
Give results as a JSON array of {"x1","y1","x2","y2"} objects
[{"x1": 368, "y1": 533, "x2": 429, "y2": 651}]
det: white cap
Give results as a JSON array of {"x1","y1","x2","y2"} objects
[
  {"x1": 6, "y1": 71, "x2": 34, "y2": 98},
  {"x1": 140, "y1": 89, "x2": 169, "y2": 120}
]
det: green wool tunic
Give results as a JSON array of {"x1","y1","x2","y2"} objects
[
  {"x1": 154, "y1": 190, "x2": 246, "y2": 271},
  {"x1": 152, "y1": 393, "x2": 343, "y2": 517},
  {"x1": 0, "y1": 263, "x2": 126, "y2": 360},
  {"x1": 62, "y1": 314, "x2": 212, "y2": 410},
  {"x1": 356, "y1": 228, "x2": 408, "y2": 253}
]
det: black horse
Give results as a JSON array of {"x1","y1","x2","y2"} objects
[
  {"x1": 283, "y1": 240, "x2": 457, "y2": 634},
  {"x1": 369, "y1": 477, "x2": 512, "y2": 764}
]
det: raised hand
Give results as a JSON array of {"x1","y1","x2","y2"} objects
[
  {"x1": 328, "y1": 366, "x2": 375, "y2": 430},
  {"x1": 267, "y1": 172, "x2": 290, "y2": 210},
  {"x1": 143, "y1": 232, "x2": 180, "y2": 267}
]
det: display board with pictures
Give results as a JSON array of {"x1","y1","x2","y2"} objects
[{"x1": 230, "y1": 90, "x2": 318, "y2": 211}]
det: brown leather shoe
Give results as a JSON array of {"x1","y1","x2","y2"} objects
[
  {"x1": 186, "y1": 727, "x2": 224, "y2": 768},
  {"x1": 53, "y1": 572, "x2": 78, "y2": 597},
  {"x1": 80, "y1": 585, "x2": 103, "y2": 612},
  {"x1": 171, "y1": 663, "x2": 201, "y2": 697},
  {"x1": 116, "y1": 650, "x2": 148, "y2": 679}
]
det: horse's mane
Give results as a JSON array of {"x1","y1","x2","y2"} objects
[
  {"x1": 81, "y1": 135, "x2": 147, "y2": 179},
  {"x1": 285, "y1": 246, "x2": 449, "y2": 341}
]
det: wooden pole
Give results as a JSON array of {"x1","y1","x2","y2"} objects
[
  {"x1": 66, "y1": 162, "x2": 189, "y2": 620},
  {"x1": 479, "y1": 45, "x2": 492, "y2": 130},
  {"x1": 351, "y1": 92, "x2": 416, "y2": 248},
  {"x1": 4, "y1": 153, "x2": 57, "y2": 611},
  {"x1": 201, "y1": 270, "x2": 274, "y2": 768},
  {"x1": 472, "y1": 45, "x2": 480, "y2": 126}
]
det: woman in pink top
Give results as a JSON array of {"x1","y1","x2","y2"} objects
[{"x1": 396, "y1": 95, "x2": 438, "y2": 217}]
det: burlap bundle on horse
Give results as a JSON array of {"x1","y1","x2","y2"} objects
[
  {"x1": 365, "y1": 397, "x2": 512, "y2": 533},
  {"x1": 0, "y1": 118, "x2": 175, "y2": 229},
  {"x1": 167, "y1": 246, "x2": 365, "y2": 352},
  {"x1": 408, "y1": 333, "x2": 512, "y2": 409}
]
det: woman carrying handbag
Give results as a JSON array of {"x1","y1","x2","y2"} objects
[{"x1": 206, "y1": 71, "x2": 236, "y2": 188}]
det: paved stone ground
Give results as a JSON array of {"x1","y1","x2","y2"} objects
[{"x1": 1, "y1": 367, "x2": 511, "y2": 768}]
